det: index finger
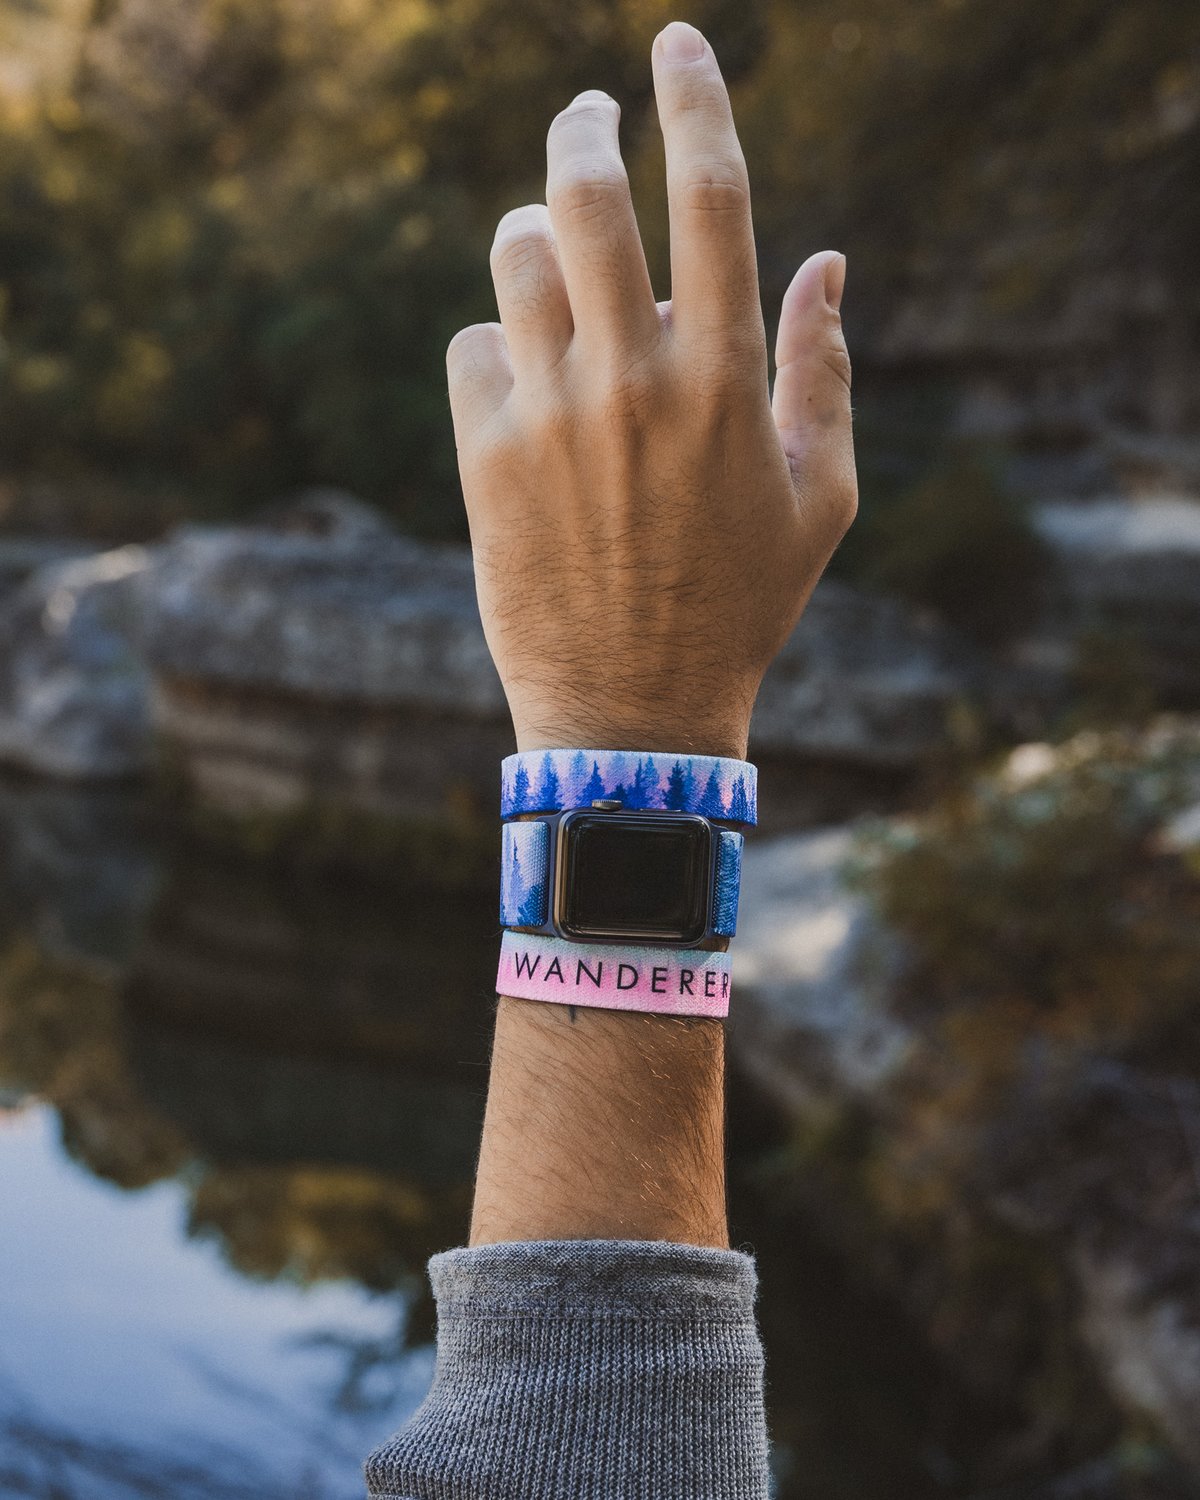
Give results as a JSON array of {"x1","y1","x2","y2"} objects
[{"x1": 651, "y1": 22, "x2": 763, "y2": 354}]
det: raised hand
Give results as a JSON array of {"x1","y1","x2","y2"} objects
[{"x1": 448, "y1": 19, "x2": 857, "y2": 760}]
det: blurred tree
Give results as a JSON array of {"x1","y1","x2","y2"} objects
[
  {"x1": 0, "y1": 0, "x2": 768, "y2": 533},
  {"x1": 0, "y1": 0, "x2": 1197, "y2": 556}
]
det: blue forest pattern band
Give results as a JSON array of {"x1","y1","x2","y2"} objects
[
  {"x1": 501, "y1": 749, "x2": 757, "y2": 826},
  {"x1": 500, "y1": 820, "x2": 743, "y2": 939},
  {"x1": 711, "y1": 829, "x2": 743, "y2": 938},
  {"x1": 500, "y1": 820, "x2": 551, "y2": 929}
]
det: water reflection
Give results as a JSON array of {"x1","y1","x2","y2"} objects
[
  {"x1": 0, "y1": 1107, "x2": 429, "y2": 1499},
  {"x1": 0, "y1": 780, "x2": 491, "y2": 1496}
]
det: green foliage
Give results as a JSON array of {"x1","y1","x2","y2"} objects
[
  {"x1": 0, "y1": 0, "x2": 1197, "y2": 540},
  {"x1": 0, "y1": 0, "x2": 769, "y2": 534},
  {"x1": 854, "y1": 722, "x2": 1200, "y2": 1025},
  {"x1": 857, "y1": 449, "x2": 1049, "y2": 644}
]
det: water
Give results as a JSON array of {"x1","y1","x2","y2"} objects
[
  {"x1": 0, "y1": 1108, "x2": 426, "y2": 1498},
  {"x1": 0, "y1": 779, "x2": 1055, "y2": 1499}
]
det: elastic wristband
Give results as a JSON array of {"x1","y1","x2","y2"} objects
[
  {"x1": 501, "y1": 748, "x2": 757, "y2": 826},
  {"x1": 497, "y1": 932, "x2": 731, "y2": 1018}
]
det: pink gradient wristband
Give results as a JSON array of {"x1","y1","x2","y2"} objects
[{"x1": 497, "y1": 931, "x2": 731, "y2": 1018}]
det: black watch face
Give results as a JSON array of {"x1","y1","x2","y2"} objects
[{"x1": 557, "y1": 812, "x2": 711, "y2": 943}]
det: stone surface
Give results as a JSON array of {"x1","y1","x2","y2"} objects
[
  {"x1": 138, "y1": 515, "x2": 505, "y2": 719},
  {"x1": 0, "y1": 537, "x2": 96, "y2": 603},
  {"x1": 135, "y1": 508, "x2": 509, "y2": 821},
  {"x1": 751, "y1": 580, "x2": 976, "y2": 768},
  {"x1": 1030, "y1": 496, "x2": 1200, "y2": 704},
  {"x1": 1080, "y1": 1246, "x2": 1200, "y2": 1469},
  {"x1": 733, "y1": 828, "x2": 914, "y2": 1113},
  {"x1": 0, "y1": 545, "x2": 153, "y2": 778}
]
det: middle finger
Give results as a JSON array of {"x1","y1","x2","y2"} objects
[{"x1": 545, "y1": 90, "x2": 660, "y2": 358}]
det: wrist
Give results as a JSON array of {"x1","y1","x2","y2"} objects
[
  {"x1": 506, "y1": 683, "x2": 755, "y2": 765},
  {"x1": 511, "y1": 719, "x2": 751, "y2": 763}
]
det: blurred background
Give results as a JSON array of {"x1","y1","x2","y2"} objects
[{"x1": 0, "y1": 1, "x2": 1198, "y2": 1497}]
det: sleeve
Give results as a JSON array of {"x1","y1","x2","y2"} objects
[{"x1": 363, "y1": 1238, "x2": 769, "y2": 1500}]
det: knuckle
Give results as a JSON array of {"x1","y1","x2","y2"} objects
[
  {"x1": 608, "y1": 373, "x2": 656, "y2": 424},
  {"x1": 523, "y1": 406, "x2": 575, "y2": 464},
  {"x1": 680, "y1": 174, "x2": 750, "y2": 217},
  {"x1": 493, "y1": 204, "x2": 544, "y2": 236},
  {"x1": 446, "y1": 322, "x2": 506, "y2": 381},
  {"x1": 549, "y1": 163, "x2": 628, "y2": 224},
  {"x1": 674, "y1": 152, "x2": 749, "y2": 214},
  {"x1": 553, "y1": 95, "x2": 619, "y2": 128},
  {"x1": 446, "y1": 323, "x2": 490, "y2": 366},
  {"x1": 490, "y1": 224, "x2": 553, "y2": 280},
  {"x1": 467, "y1": 413, "x2": 520, "y2": 472}
]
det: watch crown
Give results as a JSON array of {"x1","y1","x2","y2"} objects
[{"x1": 591, "y1": 798, "x2": 624, "y2": 810}]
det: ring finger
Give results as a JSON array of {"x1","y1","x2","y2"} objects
[{"x1": 490, "y1": 203, "x2": 573, "y2": 380}]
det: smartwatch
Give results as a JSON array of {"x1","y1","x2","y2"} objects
[{"x1": 500, "y1": 802, "x2": 743, "y2": 947}]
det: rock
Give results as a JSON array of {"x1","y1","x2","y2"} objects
[
  {"x1": 1031, "y1": 497, "x2": 1200, "y2": 704},
  {"x1": 0, "y1": 537, "x2": 97, "y2": 603},
  {"x1": 752, "y1": 580, "x2": 976, "y2": 769},
  {"x1": 732, "y1": 722, "x2": 1200, "y2": 1475},
  {"x1": 251, "y1": 485, "x2": 401, "y2": 542},
  {"x1": 0, "y1": 546, "x2": 153, "y2": 778},
  {"x1": 136, "y1": 518, "x2": 510, "y2": 822},
  {"x1": 141, "y1": 524, "x2": 972, "y2": 762},
  {"x1": 734, "y1": 828, "x2": 914, "y2": 1114},
  {"x1": 1080, "y1": 1246, "x2": 1200, "y2": 1470},
  {"x1": 1161, "y1": 801, "x2": 1200, "y2": 855},
  {"x1": 139, "y1": 523, "x2": 504, "y2": 717}
]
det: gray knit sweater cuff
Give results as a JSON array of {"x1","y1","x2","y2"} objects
[{"x1": 364, "y1": 1239, "x2": 769, "y2": 1500}]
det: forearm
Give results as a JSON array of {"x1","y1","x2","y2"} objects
[{"x1": 470, "y1": 997, "x2": 728, "y2": 1247}]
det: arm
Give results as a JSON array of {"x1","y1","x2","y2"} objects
[
  {"x1": 366, "y1": 18, "x2": 856, "y2": 1498},
  {"x1": 468, "y1": 13, "x2": 853, "y2": 1249},
  {"x1": 471, "y1": 997, "x2": 728, "y2": 1247}
]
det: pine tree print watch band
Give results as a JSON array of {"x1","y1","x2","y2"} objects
[
  {"x1": 496, "y1": 749, "x2": 754, "y2": 1018},
  {"x1": 501, "y1": 749, "x2": 757, "y2": 826}
]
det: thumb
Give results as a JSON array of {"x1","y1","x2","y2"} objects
[{"x1": 771, "y1": 250, "x2": 857, "y2": 526}]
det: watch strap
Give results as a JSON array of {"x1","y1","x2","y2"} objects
[
  {"x1": 711, "y1": 829, "x2": 743, "y2": 939},
  {"x1": 497, "y1": 932, "x2": 732, "y2": 1018},
  {"x1": 501, "y1": 748, "x2": 757, "y2": 827},
  {"x1": 500, "y1": 819, "x2": 551, "y2": 929},
  {"x1": 499, "y1": 819, "x2": 742, "y2": 938}
]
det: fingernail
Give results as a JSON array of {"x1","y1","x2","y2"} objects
[
  {"x1": 824, "y1": 252, "x2": 846, "y2": 311},
  {"x1": 658, "y1": 21, "x2": 705, "y2": 62},
  {"x1": 573, "y1": 88, "x2": 613, "y2": 104}
]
